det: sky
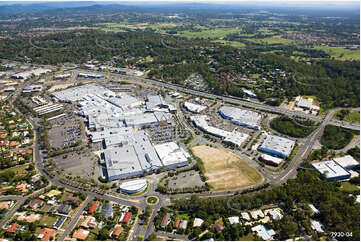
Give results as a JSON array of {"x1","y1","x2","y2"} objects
[
  {"x1": 0, "y1": 0, "x2": 358, "y2": 8},
  {"x1": 0, "y1": 0, "x2": 358, "y2": 3}
]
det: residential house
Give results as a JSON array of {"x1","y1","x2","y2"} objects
[
  {"x1": 80, "y1": 216, "x2": 97, "y2": 229},
  {"x1": 72, "y1": 229, "x2": 89, "y2": 240},
  {"x1": 121, "y1": 212, "x2": 132, "y2": 224},
  {"x1": 57, "y1": 204, "x2": 71, "y2": 215},
  {"x1": 161, "y1": 213, "x2": 171, "y2": 228},
  {"x1": 38, "y1": 228, "x2": 55, "y2": 241},
  {"x1": 88, "y1": 201, "x2": 100, "y2": 214},
  {"x1": 193, "y1": 218, "x2": 204, "y2": 227},
  {"x1": 29, "y1": 199, "x2": 44, "y2": 209},
  {"x1": 111, "y1": 225, "x2": 123, "y2": 238}
]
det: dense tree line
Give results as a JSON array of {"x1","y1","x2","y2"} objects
[
  {"x1": 0, "y1": 29, "x2": 359, "y2": 108},
  {"x1": 321, "y1": 125, "x2": 355, "y2": 150},
  {"x1": 170, "y1": 170, "x2": 360, "y2": 241},
  {"x1": 270, "y1": 116, "x2": 317, "y2": 138}
]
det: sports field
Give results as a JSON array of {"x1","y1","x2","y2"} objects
[
  {"x1": 314, "y1": 45, "x2": 360, "y2": 61},
  {"x1": 191, "y1": 145, "x2": 263, "y2": 191}
]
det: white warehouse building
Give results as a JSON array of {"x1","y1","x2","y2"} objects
[
  {"x1": 258, "y1": 135, "x2": 295, "y2": 158},
  {"x1": 219, "y1": 106, "x2": 262, "y2": 130},
  {"x1": 154, "y1": 142, "x2": 190, "y2": 169}
]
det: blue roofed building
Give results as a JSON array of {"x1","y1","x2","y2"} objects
[{"x1": 103, "y1": 203, "x2": 114, "y2": 219}]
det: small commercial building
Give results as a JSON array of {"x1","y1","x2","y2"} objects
[
  {"x1": 295, "y1": 96, "x2": 313, "y2": 110},
  {"x1": 259, "y1": 154, "x2": 283, "y2": 167},
  {"x1": 243, "y1": 89, "x2": 257, "y2": 98}
]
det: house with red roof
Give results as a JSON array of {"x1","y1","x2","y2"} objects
[
  {"x1": 6, "y1": 223, "x2": 19, "y2": 233},
  {"x1": 88, "y1": 201, "x2": 100, "y2": 214},
  {"x1": 38, "y1": 228, "x2": 55, "y2": 241},
  {"x1": 121, "y1": 212, "x2": 132, "y2": 224},
  {"x1": 9, "y1": 141, "x2": 19, "y2": 148}
]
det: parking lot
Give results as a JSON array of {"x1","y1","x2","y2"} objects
[
  {"x1": 47, "y1": 113, "x2": 75, "y2": 126},
  {"x1": 161, "y1": 170, "x2": 205, "y2": 190},
  {"x1": 48, "y1": 120, "x2": 84, "y2": 148},
  {"x1": 53, "y1": 151, "x2": 96, "y2": 177},
  {"x1": 147, "y1": 123, "x2": 176, "y2": 144}
]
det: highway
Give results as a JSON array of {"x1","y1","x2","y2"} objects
[
  {"x1": 0, "y1": 64, "x2": 359, "y2": 240},
  {"x1": 77, "y1": 68, "x2": 360, "y2": 131}
]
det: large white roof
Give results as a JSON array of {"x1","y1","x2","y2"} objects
[
  {"x1": 184, "y1": 102, "x2": 206, "y2": 113},
  {"x1": 312, "y1": 160, "x2": 350, "y2": 179},
  {"x1": 259, "y1": 135, "x2": 295, "y2": 157},
  {"x1": 154, "y1": 142, "x2": 189, "y2": 166},
  {"x1": 119, "y1": 179, "x2": 147, "y2": 192},
  {"x1": 333, "y1": 155, "x2": 359, "y2": 168}
]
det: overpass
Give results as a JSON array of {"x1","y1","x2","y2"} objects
[{"x1": 78, "y1": 69, "x2": 360, "y2": 131}]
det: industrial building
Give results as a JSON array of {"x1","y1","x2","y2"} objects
[
  {"x1": 219, "y1": 106, "x2": 262, "y2": 130},
  {"x1": 78, "y1": 73, "x2": 102, "y2": 78},
  {"x1": 183, "y1": 102, "x2": 206, "y2": 113},
  {"x1": 22, "y1": 85, "x2": 43, "y2": 93},
  {"x1": 190, "y1": 115, "x2": 249, "y2": 147},
  {"x1": 154, "y1": 142, "x2": 190, "y2": 169},
  {"x1": 332, "y1": 155, "x2": 359, "y2": 169},
  {"x1": 54, "y1": 73, "x2": 71, "y2": 79},
  {"x1": 312, "y1": 160, "x2": 351, "y2": 181},
  {"x1": 295, "y1": 96, "x2": 313, "y2": 110},
  {"x1": 258, "y1": 135, "x2": 295, "y2": 158},
  {"x1": 11, "y1": 68, "x2": 51, "y2": 80},
  {"x1": 118, "y1": 179, "x2": 147, "y2": 194}
]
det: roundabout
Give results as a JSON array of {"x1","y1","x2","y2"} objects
[{"x1": 146, "y1": 196, "x2": 159, "y2": 205}]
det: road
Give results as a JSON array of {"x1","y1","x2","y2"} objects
[
  {"x1": 58, "y1": 194, "x2": 94, "y2": 241},
  {"x1": 76, "y1": 68, "x2": 359, "y2": 131},
  {"x1": 1, "y1": 63, "x2": 359, "y2": 240}
]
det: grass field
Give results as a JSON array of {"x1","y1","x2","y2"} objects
[
  {"x1": 245, "y1": 35, "x2": 293, "y2": 44},
  {"x1": 98, "y1": 22, "x2": 179, "y2": 34},
  {"x1": 212, "y1": 40, "x2": 246, "y2": 48},
  {"x1": 191, "y1": 145, "x2": 263, "y2": 191},
  {"x1": 177, "y1": 26, "x2": 241, "y2": 39},
  {"x1": 39, "y1": 215, "x2": 58, "y2": 227},
  {"x1": 1, "y1": 164, "x2": 29, "y2": 176},
  {"x1": 314, "y1": 45, "x2": 360, "y2": 61},
  {"x1": 334, "y1": 109, "x2": 360, "y2": 124},
  {"x1": 339, "y1": 182, "x2": 359, "y2": 192}
]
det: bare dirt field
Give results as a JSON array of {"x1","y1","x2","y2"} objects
[{"x1": 191, "y1": 145, "x2": 263, "y2": 191}]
